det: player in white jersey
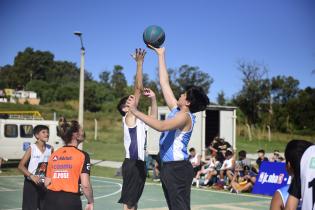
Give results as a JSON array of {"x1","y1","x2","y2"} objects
[
  {"x1": 283, "y1": 139, "x2": 314, "y2": 210},
  {"x1": 126, "y1": 46, "x2": 209, "y2": 210},
  {"x1": 18, "y1": 125, "x2": 54, "y2": 210},
  {"x1": 117, "y1": 48, "x2": 158, "y2": 210}
]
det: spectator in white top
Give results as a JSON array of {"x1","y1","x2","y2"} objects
[
  {"x1": 196, "y1": 151, "x2": 220, "y2": 187},
  {"x1": 189, "y1": 147, "x2": 201, "y2": 176},
  {"x1": 219, "y1": 149, "x2": 235, "y2": 185},
  {"x1": 18, "y1": 125, "x2": 54, "y2": 210}
]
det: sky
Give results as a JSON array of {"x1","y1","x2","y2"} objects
[{"x1": 0, "y1": 0, "x2": 314, "y2": 102}]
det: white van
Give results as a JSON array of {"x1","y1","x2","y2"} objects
[
  {"x1": 0, "y1": 119, "x2": 64, "y2": 161},
  {"x1": 146, "y1": 105, "x2": 237, "y2": 160}
]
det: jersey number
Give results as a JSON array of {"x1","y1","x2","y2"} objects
[{"x1": 309, "y1": 178, "x2": 315, "y2": 210}]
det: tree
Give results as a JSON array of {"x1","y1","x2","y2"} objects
[
  {"x1": 269, "y1": 76, "x2": 300, "y2": 131},
  {"x1": 0, "y1": 65, "x2": 15, "y2": 88},
  {"x1": 271, "y1": 75, "x2": 299, "y2": 104},
  {"x1": 13, "y1": 47, "x2": 54, "y2": 86},
  {"x1": 217, "y1": 91, "x2": 226, "y2": 105},
  {"x1": 84, "y1": 81, "x2": 110, "y2": 112},
  {"x1": 99, "y1": 70, "x2": 111, "y2": 87},
  {"x1": 48, "y1": 61, "x2": 79, "y2": 83},
  {"x1": 55, "y1": 84, "x2": 79, "y2": 101},
  {"x1": 289, "y1": 87, "x2": 315, "y2": 131},
  {"x1": 234, "y1": 61, "x2": 270, "y2": 124},
  {"x1": 110, "y1": 65, "x2": 127, "y2": 98},
  {"x1": 176, "y1": 65, "x2": 213, "y2": 95}
]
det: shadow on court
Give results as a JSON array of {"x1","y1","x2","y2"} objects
[{"x1": 0, "y1": 176, "x2": 270, "y2": 210}]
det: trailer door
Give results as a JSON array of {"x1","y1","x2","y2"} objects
[
  {"x1": 188, "y1": 111, "x2": 204, "y2": 159},
  {"x1": 219, "y1": 110, "x2": 234, "y2": 147}
]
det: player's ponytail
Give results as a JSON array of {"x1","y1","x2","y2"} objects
[{"x1": 58, "y1": 117, "x2": 81, "y2": 145}]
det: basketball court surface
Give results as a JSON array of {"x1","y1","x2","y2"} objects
[{"x1": 0, "y1": 175, "x2": 271, "y2": 210}]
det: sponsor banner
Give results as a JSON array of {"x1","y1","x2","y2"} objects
[{"x1": 252, "y1": 161, "x2": 291, "y2": 196}]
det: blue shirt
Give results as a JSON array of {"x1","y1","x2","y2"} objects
[{"x1": 159, "y1": 107, "x2": 195, "y2": 162}]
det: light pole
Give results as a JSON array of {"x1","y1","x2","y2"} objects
[{"x1": 74, "y1": 31, "x2": 85, "y2": 129}]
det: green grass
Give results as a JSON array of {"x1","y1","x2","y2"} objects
[
  {"x1": 0, "y1": 167, "x2": 20, "y2": 176},
  {"x1": 90, "y1": 166, "x2": 120, "y2": 178},
  {"x1": 236, "y1": 126, "x2": 315, "y2": 153},
  {"x1": 84, "y1": 141, "x2": 124, "y2": 161}
]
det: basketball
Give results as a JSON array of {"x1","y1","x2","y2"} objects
[{"x1": 143, "y1": 25, "x2": 165, "y2": 48}]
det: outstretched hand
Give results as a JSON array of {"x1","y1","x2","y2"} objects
[
  {"x1": 147, "y1": 44, "x2": 165, "y2": 56},
  {"x1": 131, "y1": 48, "x2": 146, "y2": 63},
  {"x1": 143, "y1": 88, "x2": 156, "y2": 98},
  {"x1": 126, "y1": 95, "x2": 137, "y2": 112}
]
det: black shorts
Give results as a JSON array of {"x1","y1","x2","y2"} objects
[
  {"x1": 22, "y1": 178, "x2": 46, "y2": 210},
  {"x1": 43, "y1": 190, "x2": 82, "y2": 210},
  {"x1": 160, "y1": 160, "x2": 194, "y2": 210},
  {"x1": 118, "y1": 158, "x2": 146, "y2": 207}
]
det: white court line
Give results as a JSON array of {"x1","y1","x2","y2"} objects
[
  {"x1": 0, "y1": 188, "x2": 20, "y2": 192},
  {"x1": 82, "y1": 178, "x2": 122, "y2": 202},
  {"x1": 0, "y1": 176, "x2": 122, "y2": 209},
  {"x1": 92, "y1": 175, "x2": 271, "y2": 200},
  {"x1": 0, "y1": 186, "x2": 12, "y2": 190},
  {"x1": 0, "y1": 175, "x2": 270, "y2": 200}
]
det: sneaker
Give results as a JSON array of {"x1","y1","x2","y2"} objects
[
  {"x1": 230, "y1": 189, "x2": 239, "y2": 194},
  {"x1": 223, "y1": 185, "x2": 230, "y2": 190},
  {"x1": 192, "y1": 178, "x2": 196, "y2": 185}
]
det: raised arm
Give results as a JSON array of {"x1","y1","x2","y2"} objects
[
  {"x1": 149, "y1": 45, "x2": 177, "y2": 109},
  {"x1": 143, "y1": 88, "x2": 158, "y2": 119},
  {"x1": 127, "y1": 95, "x2": 190, "y2": 132},
  {"x1": 132, "y1": 48, "x2": 146, "y2": 107}
]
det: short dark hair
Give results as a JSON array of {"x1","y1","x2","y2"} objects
[
  {"x1": 33, "y1": 125, "x2": 49, "y2": 137},
  {"x1": 243, "y1": 165, "x2": 250, "y2": 171},
  {"x1": 185, "y1": 86, "x2": 209, "y2": 113},
  {"x1": 257, "y1": 149, "x2": 265, "y2": 154},
  {"x1": 117, "y1": 96, "x2": 129, "y2": 116},
  {"x1": 225, "y1": 150, "x2": 233, "y2": 157},
  {"x1": 189, "y1": 148, "x2": 195, "y2": 152},
  {"x1": 238, "y1": 150, "x2": 247, "y2": 159},
  {"x1": 285, "y1": 139, "x2": 313, "y2": 178}
]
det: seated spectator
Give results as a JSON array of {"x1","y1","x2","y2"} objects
[
  {"x1": 270, "y1": 150, "x2": 284, "y2": 162},
  {"x1": 230, "y1": 165, "x2": 256, "y2": 194},
  {"x1": 189, "y1": 148, "x2": 201, "y2": 176},
  {"x1": 194, "y1": 151, "x2": 220, "y2": 187},
  {"x1": 210, "y1": 137, "x2": 232, "y2": 164},
  {"x1": 253, "y1": 149, "x2": 268, "y2": 173},
  {"x1": 219, "y1": 149, "x2": 235, "y2": 186},
  {"x1": 237, "y1": 150, "x2": 251, "y2": 168}
]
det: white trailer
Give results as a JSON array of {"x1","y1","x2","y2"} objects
[
  {"x1": 146, "y1": 105, "x2": 237, "y2": 160},
  {"x1": 0, "y1": 119, "x2": 64, "y2": 160}
]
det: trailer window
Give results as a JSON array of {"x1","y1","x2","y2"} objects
[
  {"x1": 4, "y1": 124, "x2": 18, "y2": 138},
  {"x1": 160, "y1": 114, "x2": 166, "y2": 121},
  {"x1": 20, "y1": 125, "x2": 33, "y2": 138}
]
